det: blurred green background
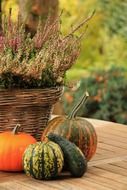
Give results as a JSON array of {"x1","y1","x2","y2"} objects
[{"x1": 2, "y1": 0, "x2": 127, "y2": 124}]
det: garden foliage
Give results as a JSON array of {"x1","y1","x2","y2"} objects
[{"x1": 63, "y1": 66, "x2": 127, "y2": 124}]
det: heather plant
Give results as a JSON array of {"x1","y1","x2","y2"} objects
[{"x1": 0, "y1": 9, "x2": 94, "y2": 89}]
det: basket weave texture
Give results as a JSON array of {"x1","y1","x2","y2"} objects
[{"x1": 0, "y1": 87, "x2": 63, "y2": 140}]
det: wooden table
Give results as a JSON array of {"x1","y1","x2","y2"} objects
[{"x1": 0, "y1": 119, "x2": 127, "y2": 190}]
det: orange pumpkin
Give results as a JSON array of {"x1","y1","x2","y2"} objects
[{"x1": 0, "y1": 124, "x2": 36, "y2": 171}]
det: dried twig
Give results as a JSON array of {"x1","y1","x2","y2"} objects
[{"x1": 64, "y1": 10, "x2": 95, "y2": 39}]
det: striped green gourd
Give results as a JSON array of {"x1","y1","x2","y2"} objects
[
  {"x1": 23, "y1": 141, "x2": 64, "y2": 180},
  {"x1": 42, "y1": 92, "x2": 97, "y2": 161}
]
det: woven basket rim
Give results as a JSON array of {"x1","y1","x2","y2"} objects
[
  {"x1": 0, "y1": 86, "x2": 63, "y2": 106},
  {"x1": 0, "y1": 86, "x2": 63, "y2": 92}
]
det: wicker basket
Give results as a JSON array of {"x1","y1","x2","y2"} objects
[{"x1": 0, "y1": 87, "x2": 63, "y2": 140}]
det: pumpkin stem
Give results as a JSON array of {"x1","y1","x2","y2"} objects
[
  {"x1": 68, "y1": 91, "x2": 89, "y2": 119},
  {"x1": 12, "y1": 124, "x2": 22, "y2": 135}
]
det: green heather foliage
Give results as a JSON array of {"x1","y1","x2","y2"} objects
[{"x1": 62, "y1": 66, "x2": 127, "y2": 124}]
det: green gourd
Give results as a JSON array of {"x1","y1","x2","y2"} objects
[
  {"x1": 23, "y1": 141, "x2": 64, "y2": 180},
  {"x1": 48, "y1": 133, "x2": 87, "y2": 177}
]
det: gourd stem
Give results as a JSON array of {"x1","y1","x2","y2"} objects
[
  {"x1": 12, "y1": 124, "x2": 21, "y2": 135},
  {"x1": 68, "y1": 91, "x2": 89, "y2": 120}
]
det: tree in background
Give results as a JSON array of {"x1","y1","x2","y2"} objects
[
  {"x1": 19, "y1": 0, "x2": 58, "y2": 35},
  {"x1": 59, "y1": 0, "x2": 127, "y2": 80},
  {"x1": 0, "y1": 0, "x2": 2, "y2": 34},
  {"x1": 99, "y1": 0, "x2": 127, "y2": 39},
  {"x1": 2, "y1": 0, "x2": 58, "y2": 35}
]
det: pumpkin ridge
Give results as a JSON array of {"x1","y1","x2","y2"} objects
[
  {"x1": 83, "y1": 120, "x2": 94, "y2": 160},
  {"x1": 59, "y1": 119, "x2": 67, "y2": 137},
  {"x1": 23, "y1": 144, "x2": 33, "y2": 176},
  {"x1": 48, "y1": 119, "x2": 58, "y2": 132},
  {"x1": 38, "y1": 142, "x2": 44, "y2": 179},
  {"x1": 53, "y1": 117, "x2": 64, "y2": 132},
  {"x1": 47, "y1": 143, "x2": 58, "y2": 178},
  {"x1": 88, "y1": 121, "x2": 97, "y2": 156},
  {"x1": 78, "y1": 123, "x2": 83, "y2": 149},
  {"x1": 30, "y1": 143, "x2": 38, "y2": 179},
  {"x1": 89, "y1": 124, "x2": 97, "y2": 157},
  {"x1": 29, "y1": 144, "x2": 36, "y2": 177},
  {"x1": 48, "y1": 141, "x2": 64, "y2": 174},
  {"x1": 80, "y1": 120, "x2": 90, "y2": 158},
  {"x1": 84, "y1": 120, "x2": 97, "y2": 160},
  {"x1": 43, "y1": 144, "x2": 49, "y2": 178},
  {"x1": 41, "y1": 143, "x2": 45, "y2": 179},
  {"x1": 64, "y1": 120, "x2": 71, "y2": 139}
]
